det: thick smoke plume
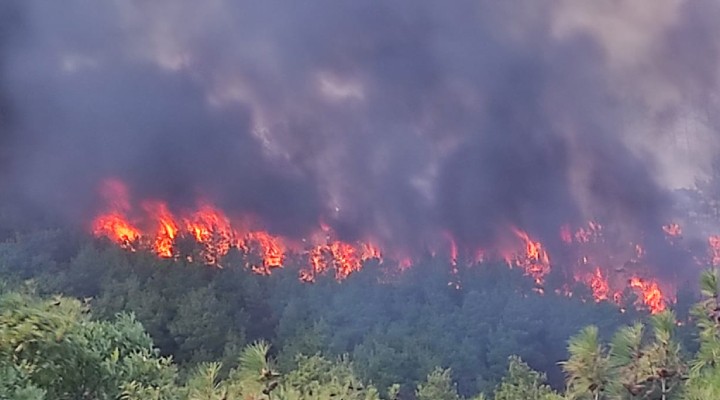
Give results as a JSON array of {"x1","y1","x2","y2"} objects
[{"x1": 1, "y1": 1, "x2": 720, "y2": 273}]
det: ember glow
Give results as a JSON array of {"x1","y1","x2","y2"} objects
[{"x1": 90, "y1": 179, "x2": 717, "y2": 314}]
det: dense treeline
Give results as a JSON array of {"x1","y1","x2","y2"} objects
[
  {"x1": 1, "y1": 228, "x2": 718, "y2": 398},
  {"x1": 0, "y1": 230, "x2": 638, "y2": 393},
  {"x1": 0, "y1": 287, "x2": 558, "y2": 399}
]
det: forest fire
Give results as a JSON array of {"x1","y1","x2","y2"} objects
[
  {"x1": 585, "y1": 268, "x2": 610, "y2": 302},
  {"x1": 89, "y1": 179, "x2": 712, "y2": 315},
  {"x1": 91, "y1": 180, "x2": 384, "y2": 279},
  {"x1": 92, "y1": 213, "x2": 140, "y2": 247},
  {"x1": 629, "y1": 277, "x2": 666, "y2": 313},
  {"x1": 509, "y1": 228, "x2": 551, "y2": 284}
]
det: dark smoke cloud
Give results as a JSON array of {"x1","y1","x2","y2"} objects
[
  {"x1": 0, "y1": 1, "x2": 22, "y2": 176},
  {"x1": 1, "y1": 1, "x2": 719, "y2": 269}
]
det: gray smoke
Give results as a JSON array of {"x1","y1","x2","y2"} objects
[{"x1": 1, "y1": 0, "x2": 719, "y2": 269}]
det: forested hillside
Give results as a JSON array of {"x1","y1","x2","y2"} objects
[{"x1": 3, "y1": 229, "x2": 719, "y2": 399}]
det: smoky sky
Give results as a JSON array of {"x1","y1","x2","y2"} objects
[{"x1": 1, "y1": 0, "x2": 719, "y2": 262}]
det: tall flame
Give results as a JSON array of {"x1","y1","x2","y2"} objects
[{"x1": 144, "y1": 202, "x2": 178, "y2": 258}]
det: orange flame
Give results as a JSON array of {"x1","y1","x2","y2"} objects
[
  {"x1": 184, "y1": 205, "x2": 237, "y2": 264},
  {"x1": 587, "y1": 267, "x2": 609, "y2": 302},
  {"x1": 143, "y1": 202, "x2": 178, "y2": 258},
  {"x1": 89, "y1": 180, "x2": 695, "y2": 314},
  {"x1": 92, "y1": 179, "x2": 140, "y2": 248},
  {"x1": 629, "y1": 276, "x2": 666, "y2": 314},
  {"x1": 92, "y1": 213, "x2": 140, "y2": 247},
  {"x1": 247, "y1": 231, "x2": 285, "y2": 273},
  {"x1": 329, "y1": 241, "x2": 361, "y2": 280},
  {"x1": 511, "y1": 228, "x2": 551, "y2": 284}
]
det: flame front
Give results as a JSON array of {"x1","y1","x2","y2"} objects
[{"x1": 90, "y1": 180, "x2": 700, "y2": 314}]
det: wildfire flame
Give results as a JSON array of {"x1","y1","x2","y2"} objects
[
  {"x1": 629, "y1": 276, "x2": 666, "y2": 314},
  {"x1": 143, "y1": 202, "x2": 178, "y2": 258},
  {"x1": 586, "y1": 267, "x2": 610, "y2": 302},
  {"x1": 92, "y1": 213, "x2": 140, "y2": 248},
  {"x1": 509, "y1": 228, "x2": 551, "y2": 284},
  {"x1": 91, "y1": 180, "x2": 386, "y2": 280},
  {"x1": 90, "y1": 180, "x2": 705, "y2": 314}
]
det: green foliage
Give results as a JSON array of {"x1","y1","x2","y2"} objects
[
  {"x1": 416, "y1": 367, "x2": 461, "y2": 400},
  {"x1": 229, "y1": 339, "x2": 276, "y2": 396},
  {"x1": 184, "y1": 362, "x2": 231, "y2": 400},
  {"x1": 281, "y1": 354, "x2": 380, "y2": 400},
  {"x1": 0, "y1": 231, "x2": 631, "y2": 396},
  {"x1": 685, "y1": 269, "x2": 720, "y2": 400},
  {"x1": 561, "y1": 325, "x2": 610, "y2": 400},
  {"x1": 0, "y1": 291, "x2": 179, "y2": 400},
  {"x1": 0, "y1": 363, "x2": 46, "y2": 400},
  {"x1": 493, "y1": 356, "x2": 562, "y2": 400}
]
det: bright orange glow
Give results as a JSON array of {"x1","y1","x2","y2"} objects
[
  {"x1": 90, "y1": 180, "x2": 692, "y2": 313},
  {"x1": 92, "y1": 179, "x2": 140, "y2": 247},
  {"x1": 308, "y1": 245, "x2": 329, "y2": 276},
  {"x1": 143, "y1": 202, "x2": 178, "y2": 258},
  {"x1": 184, "y1": 205, "x2": 236, "y2": 264},
  {"x1": 511, "y1": 228, "x2": 551, "y2": 284},
  {"x1": 92, "y1": 212, "x2": 140, "y2": 247},
  {"x1": 329, "y1": 241, "x2": 361, "y2": 280},
  {"x1": 629, "y1": 276, "x2": 666, "y2": 314},
  {"x1": 247, "y1": 231, "x2": 285, "y2": 272}
]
